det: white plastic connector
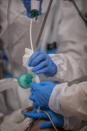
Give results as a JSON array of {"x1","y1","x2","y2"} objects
[{"x1": 23, "y1": 48, "x2": 33, "y2": 70}]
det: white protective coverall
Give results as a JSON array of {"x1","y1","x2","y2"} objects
[
  {"x1": 0, "y1": 0, "x2": 87, "y2": 130},
  {"x1": 49, "y1": 81, "x2": 87, "y2": 131},
  {"x1": 41, "y1": 0, "x2": 87, "y2": 130},
  {"x1": 23, "y1": 0, "x2": 87, "y2": 130},
  {"x1": 41, "y1": 0, "x2": 87, "y2": 82},
  {"x1": 0, "y1": 0, "x2": 33, "y2": 130},
  {"x1": 0, "y1": 0, "x2": 33, "y2": 114},
  {"x1": 49, "y1": 81, "x2": 87, "y2": 121}
]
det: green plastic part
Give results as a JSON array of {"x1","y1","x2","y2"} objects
[
  {"x1": 30, "y1": 10, "x2": 39, "y2": 18},
  {"x1": 18, "y1": 72, "x2": 35, "y2": 89}
]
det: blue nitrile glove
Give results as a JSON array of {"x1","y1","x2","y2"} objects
[
  {"x1": 24, "y1": 108, "x2": 64, "y2": 129},
  {"x1": 29, "y1": 81, "x2": 56, "y2": 108},
  {"x1": 23, "y1": 0, "x2": 42, "y2": 18},
  {"x1": 28, "y1": 52, "x2": 57, "y2": 77},
  {"x1": 29, "y1": 108, "x2": 38, "y2": 121},
  {"x1": 24, "y1": 0, "x2": 31, "y2": 17}
]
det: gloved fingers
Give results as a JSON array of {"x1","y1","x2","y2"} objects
[
  {"x1": 32, "y1": 60, "x2": 48, "y2": 72},
  {"x1": 24, "y1": 0, "x2": 31, "y2": 10},
  {"x1": 30, "y1": 82, "x2": 40, "y2": 90},
  {"x1": 40, "y1": 121, "x2": 52, "y2": 129},
  {"x1": 30, "y1": 88, "x2": 36, "y2": 93},
  {"x1": 31, "y1": 108, "x2": 39, "y2": 114},
  {"x1": 24, "y1": 108, "x2": 38, "y2": 117},
  {"x1": 35, "y1": 67, "x2": 48, "y2": 74},
  {"x1": 29, "y1": 93, "x2": 38, "y2": 108},
  {"x1": 29, "y1": 53, "x2": 47, "y2": 67},
  {"x1": 29, "y1": 94, "x2": 35, "y2": 101},
  {"x1": 28, "y1": 52, "x2": 40, "y2": 66},
  {"x1": 30, "y1": 88, "x2": 34, "y2": 93},
  {"x1": 24, "y1": 112, "x2": 32, "y2": 118},
  {"x1": 40, "y1": 107, "x2": 49, "y2": 111},
  {"x1": 24, "y1": 112, "x2": 47, "y2": 119},
  {"x1": 32, "y1": 102, "x2": 39, "y2": 108}
]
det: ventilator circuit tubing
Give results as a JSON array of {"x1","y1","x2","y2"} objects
[{"x1": 30, "y1": 19, "x2": 34, "y2": 52}]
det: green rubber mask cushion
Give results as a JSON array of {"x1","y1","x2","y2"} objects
[
  {"x1": 18, "y1": 72, "x2": 35, "y2": 89},
  {"x1": 30, "y1": 10, "x2": 39, "y2": 18}
]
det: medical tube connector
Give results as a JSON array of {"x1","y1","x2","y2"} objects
[
  {"x1": 18, "y1": 72, "x2": 40, "y2": 89},
  {"x1": 31, "y1": 0, "x2": 41, "y2": 18}
]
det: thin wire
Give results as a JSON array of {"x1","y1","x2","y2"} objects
[
  {"x1": 30, "y1": 19, "x2": 34, "y2": 52},
  {"x1": 38, "y1": 107, "x2": 58, "y2": 131},
  {"x1": 43, "y1": 111, "x2": 59, "y2": 131}
]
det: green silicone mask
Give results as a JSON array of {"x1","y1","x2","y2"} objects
[{"x1": 18, "y1": 72, "x2": 35, "y2": 89}]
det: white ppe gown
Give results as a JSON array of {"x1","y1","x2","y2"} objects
[
  {"x1": 49, "y1": 81, "x2": 87, "y2": 121},
  {"x1": 41, "y1": 0, "x2": 87, "y2": 130},
  {"x1": 42, "y1": 0, "x2": 87, "y2": 82},
  {"x1": 0, "y1": 0, "x2": 33, "y2": 114}
]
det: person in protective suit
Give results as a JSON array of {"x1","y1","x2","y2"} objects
[{"x1": 23, "y1": 0, "x2": 87, "y2": 130}]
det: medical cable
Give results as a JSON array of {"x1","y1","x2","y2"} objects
[{"x1": 43, "y1": 110, "x2": 59, "y2": 131}]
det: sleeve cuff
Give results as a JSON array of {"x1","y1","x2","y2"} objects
[
  {"x1": 49, "y1": 54, "x2": 67, "y2": 82},
  {"x1": 48, "y1": 83, "x2": 68, "y2": 114}
]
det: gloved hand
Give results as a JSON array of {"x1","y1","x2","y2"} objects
[
  {"x1": 24, "y1": 108, "x2": 64, "y2": 129},
  {"x1": 23, "y1": 0, "x2": 42, "y2": 18},
  {"x1": 28, "y1": 52, "x2": 57, "y2": 77},
  {"x1": 0, "y1": 109, "x2": 32, "y2": 131},
  {"x1": 29, "y1": 81, "x2": 56, "y2": 108}
]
